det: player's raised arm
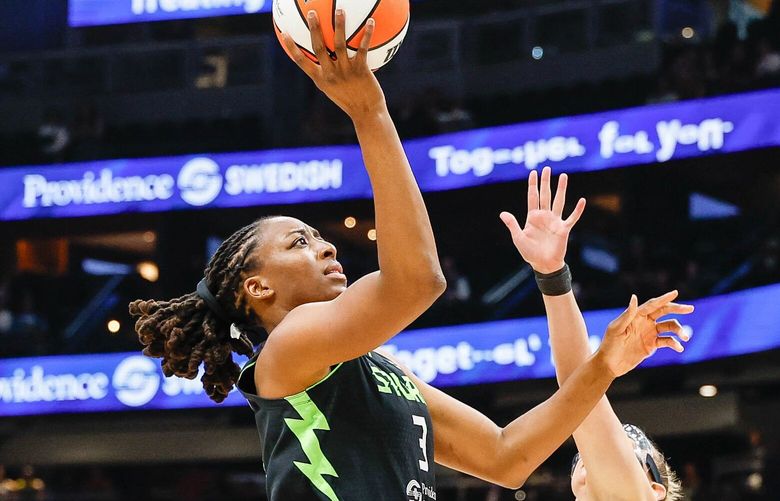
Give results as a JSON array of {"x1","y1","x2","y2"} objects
[
  {"x1": 381, "y1": 287, "x2": 687, "y2": 489},
  {"x1": 501, "y1": 166, "x2": 693, "y2": 499},
  {"x1": 256, "y1": 11, "x2": 445, "y2": 396}
]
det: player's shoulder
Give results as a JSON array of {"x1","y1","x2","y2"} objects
[{"x1": 371, "y1": 348, "x2": 407, "y2": 372}]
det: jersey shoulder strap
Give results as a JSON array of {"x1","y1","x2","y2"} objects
[{"x1": 235, "y1": 353, "x2": 345, "y2": 411}]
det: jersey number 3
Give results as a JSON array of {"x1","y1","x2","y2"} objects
[{"x1": 412, "y1": 415, "x2": 429, "y2": 472}]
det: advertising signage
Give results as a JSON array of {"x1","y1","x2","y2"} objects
[
  {"x1": 68, "y1": 0, "x2": 424, "y2": 27},
  {"x1": 2, "y1": 282, "x2": 779, "y2": 417},
  {"x1": 3, "y1": 89, "x2": 779, "y2": 222},
  {"x1": 69, "y1": 0, "x2": 272, "y2": 27}
]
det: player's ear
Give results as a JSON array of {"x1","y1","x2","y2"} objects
[
  {"x1": 650, "y1": 482, "x2": 667, "y2": 500},
  {"x1": 244, "y1": 275, "x2": 275, "y2": 302}
]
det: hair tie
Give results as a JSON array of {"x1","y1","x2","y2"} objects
[{"x1": 196, "y1": 278, "x2": 230, "y2": 323}]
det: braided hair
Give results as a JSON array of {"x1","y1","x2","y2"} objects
[{"x1": 129, "y1": 217, "x2": 276, "y2": 403}]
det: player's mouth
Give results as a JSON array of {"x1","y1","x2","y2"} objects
[{"x1": 324, "y1": 262, "x2": 347, "y2": 281}]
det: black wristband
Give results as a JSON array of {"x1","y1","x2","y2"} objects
[{"x1": 534, "y1": 264, "x2": 572, "y2": 296}]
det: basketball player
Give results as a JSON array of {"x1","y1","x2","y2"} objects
[
  {"x1": 500, "y1": 167, "x2": 691, "y2": 500},
  {"x1": 130, "y1": 13, "x2": 688, "y2": 500}
]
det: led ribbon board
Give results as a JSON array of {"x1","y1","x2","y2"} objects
[
  {"x1": 69, "y1": 0, "x2": 271, "y2": 27},
  {"x1": 1, "y1": 283, "x2": 779, "y2": 416},
  {"x1": 1, "y1": 89, "x2": 779, "y2": 222}
]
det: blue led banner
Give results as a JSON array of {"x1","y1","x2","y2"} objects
[
  {"x1": 2, "y1": 283, "x2": 779, "y2": 417},
  {"x1": 69, "y1": 0, "x2": 271, "y2": 27},
  {"x1": 385, "y1": 282, "x2": 780, "y2": 387},
  {"x1": 2, "y1": 88, "x2": 779, "y2": 222}
]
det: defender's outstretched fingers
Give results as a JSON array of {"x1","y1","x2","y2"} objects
[
  {"x1": 307, "y1": 11, "x2": 330, "y2": 64},
  {"x1": 552, "y1": 173, "x2": 568, "y2": 218},
  {"x1": 656, "y1": 336, "x2": 685, "y2": 353},
  {"x1": 527, "y1": 170, "x2": 539, "y2": 213},
  {"x1": 648, "y1": 302, "x2": 695, "y2": 321},
  {"x1": 540, "y1": 166, "x2": 552, "y2": 211},
  {"x1": 334, "y1": 9, "x2": 347, "y2": 62},
  {"x1": 356, "y1": 18, "x2": 375, "y2": 66},
  {"x1": 281, "y1": 32, "x2": 319, "y2": 78},
  {"x1": 637, "y1": 290, "x2": 679, "y2": 317},
  {"x1": 655, "y1": 319, "x2": 686, "y2": 340},
  {"x1": 564, "y1": 198, "x2": 586, "y2": 228}
]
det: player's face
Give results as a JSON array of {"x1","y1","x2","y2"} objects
[
  {"x1": 570, "y1": 455, "x2": 666, "y2": 500},
  {"x1": 247, "y1": 216, "x2": 348, "y2": 308}
]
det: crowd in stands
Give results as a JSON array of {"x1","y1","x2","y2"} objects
[
  {"x1": 1, "y1": 8, "x2": 779, "y2": 167},
  {"x1": 2, "y1": 212, "x2": 778, "y2": 359},
  {"x1": 648, "y1": 17, "x2": 780, "y2": 103}
]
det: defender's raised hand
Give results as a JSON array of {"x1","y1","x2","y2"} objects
[
  {"x1": 500, "y1": 166, "x2": 587, "y2": 274},
  {"x1": 598, "y1": 290, "x2": 695, "y2": 378},
  {"x1": 280, "y1": 10, "x2": 386, "y2": 120}
]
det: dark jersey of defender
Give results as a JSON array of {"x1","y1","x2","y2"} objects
[{"x1": 236, "y1": 351, "x2": 437, "y2": 501}]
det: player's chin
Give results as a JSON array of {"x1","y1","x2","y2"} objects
[{"x1": 321, "y1": 278, "x2": 348, "y2": 299}]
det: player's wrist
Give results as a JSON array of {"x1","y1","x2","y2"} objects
[
  {"x1": 349, "y1": 101, "x2": 389, "y2": 125},
  {"x1": 591, "y1": 349, "x2": 618, "y2": 381},
  {"x1": 534, "y1": 263, "x2": 572, "y2": 296},
  {"x1": 532, "y1": 260, "x2": 565, "y2": 274}
]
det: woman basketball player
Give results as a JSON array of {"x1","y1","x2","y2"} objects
[
  {"x1": 130, "y1": 13, "x2": 689, "y2": 500},
  {"x1": 500, "y1": 166, "x2": 692, "y2": 500}
]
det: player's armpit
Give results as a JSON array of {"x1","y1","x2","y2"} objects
[{"x1": 256, "y1": 272, "x2": 444, "y2": 399}]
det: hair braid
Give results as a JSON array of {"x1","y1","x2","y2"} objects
[{"x1": 129, "y1": 216, "x2": 277, "y2": 403}]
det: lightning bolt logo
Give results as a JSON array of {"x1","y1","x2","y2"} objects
[{"x1": 284, "y1": 395, "x2": 340, "y2": 501}]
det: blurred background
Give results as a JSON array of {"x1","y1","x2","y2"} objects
[{"x1": 1, "y1": 0, "x2": 779, "y2": 499}]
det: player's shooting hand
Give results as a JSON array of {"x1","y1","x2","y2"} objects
[
  {"x1": 280, "y1": 10, "x2": 386, "y2": 121},
  {"x1": 500, "y1": 166, "x2": 586, "y2": 274},
  {"x1": 598, "y1": 290, "x2": 695, "y2": 378}
]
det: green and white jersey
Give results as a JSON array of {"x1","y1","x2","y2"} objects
[{"x1": 236, "y1": 351, "x2": 437, "y2": 501}]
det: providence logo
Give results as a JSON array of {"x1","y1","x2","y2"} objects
[
  {"x1": 112, "y1": 356, "x2": 161, "y2": 407},
  {"x1": 177, "y1": 157, "x2": 223, "y2": 207},
  {"x1": 406, "y1": 479, "x2": 436, "y2": 500}
]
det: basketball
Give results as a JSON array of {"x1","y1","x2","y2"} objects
[{"x1": 272, "y1": 0, "x2": 410, "y2": 71}]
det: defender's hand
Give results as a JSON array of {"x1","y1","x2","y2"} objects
[
  {"x1": 597, "y1": 290, "x2": 694, "y2": 378},
  {"x1": 280, "y1": 10, "x2": 386, "y2": 120},
  {"x1": 500, "y1": 166, "x2": 586, "y2": 274}
]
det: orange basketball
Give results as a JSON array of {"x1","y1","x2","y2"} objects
[{"x1": 273, "y1": 0, "x2": 410, "y2": 71}]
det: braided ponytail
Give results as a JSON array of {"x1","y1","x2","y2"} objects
[{"x1": 129, "y1": 217, "x2": 276, "y2": 403}]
